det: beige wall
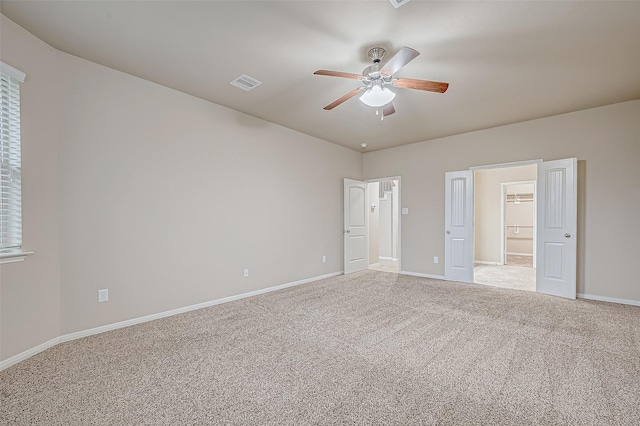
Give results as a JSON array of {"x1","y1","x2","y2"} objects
[
  {"x1": 475, "y1": 166, "x2": 536, "y2": 263},
  {"x1": 2, "y1": 11, "x2": 640, "y2": 365},
  {"x1": 0, "y1": 16, "x2": 62, "y2": 362},
  {"x1": 364, "y1": 99, "x2": 640, "y2": 301},
  {"x1": 0, "y1": 15, "x2": 361, "y2": 360}
]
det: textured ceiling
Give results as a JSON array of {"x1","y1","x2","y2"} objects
[{"x1": 2, "y1": 1, "x2": 640, "y2": 152}]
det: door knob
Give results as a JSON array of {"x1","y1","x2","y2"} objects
[
  {"x1": 446, "y1": 230, "x2": 451, "y2": 234},
  {"x1": 564, "y1": 233, "x2": 571, "y2": 238},
  {"x1": 346, "y1": 230, "x2": 351, "y2": 233}
]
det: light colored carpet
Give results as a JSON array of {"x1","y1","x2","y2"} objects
[{"x1": 2, "y1": 271, "x2": 639, "y2": 425}]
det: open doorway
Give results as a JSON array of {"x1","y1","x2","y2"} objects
[
  {"x1": 367, "y1": 179, "x2": 399, "y2": 273},
  {"x1": 473, "y1": 165, "x2": 536, "y2": 291},
  {"x1": 342, "y1": 177, "x2": 401, "y2": 275},
  {"x1": 444, "y1": 158, "x2": 577, "y2": 298}
]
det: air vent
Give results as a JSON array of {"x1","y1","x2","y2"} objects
[
  {"x1": 389, "y1": 0, "x2": 410, "y2": 9},
  {"x1": 229, "y1": 74, "x2": 262, "y2": 92}
]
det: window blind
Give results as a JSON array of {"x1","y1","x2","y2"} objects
[{"x1": 0, "y1": 64, "x2": 24, "y2": 254}]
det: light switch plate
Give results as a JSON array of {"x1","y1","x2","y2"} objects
[{"x1": 402, "y1": 208, "x2": 409, "y2": 215}]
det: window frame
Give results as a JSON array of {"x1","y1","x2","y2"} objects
[{"x1": 1, "y1": 61, "x2": 31, "y2": 264}]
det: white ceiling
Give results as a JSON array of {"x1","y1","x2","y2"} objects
[{"x1": 2, "y1": 1, "x2": 640, "y2": 152}]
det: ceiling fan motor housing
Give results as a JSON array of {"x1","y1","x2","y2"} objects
[
  {"x1": 364, "y1": 47, "x2": 393, "y2": 85},
  {"x1": 368, "y1": 47, "x2": 386, "y2": 63},
  {"x1": 363, "y1": 64, "x2": 381, "y2": 79}
]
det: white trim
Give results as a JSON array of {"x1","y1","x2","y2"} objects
[
  {"x1": 0, "y1": 251, "x2": 34, "y2": 264},
  {"x1": 474, "y1": 260, "x2": 501, "y2": 265},
  {"x1": 396, "y1": 177, "x2": 402, "y2": 272},
  {"x1": 470, "y1": 159, "x2": 542, "y2": 171},
  {"x1": 577, "y1": 293, "x2": 640, "y2": 307},
  {"x1": 399, "y1": 270, "x2": 446, "y2": 280},
  {"x1": 506, "y1": 252, "x2": 534, "y2": 257},
  {"x1": 0, "y1": 271, "x2": 342, "y2": 371},
  {"x1": 60, "y1": 271, "x2": 343, "y2": 343},
  {"x1": 500, "y1": 181, "x2": 506, "y2": 265},
  {"x1": 0, "y1": 337, "x2": 60, "y2": 371},
  {"x1": 379, "y1": 256, "x2": 398, "y2": 261},
  {"x1": 502, "y1": 179, "x2": 538, "y2": 186},
  {"x1": 365, "y1": 176, "x2": 402, "y2": 184},
  {"x1": 0, "y1": 61, "x2": 26, "y2": 82}
]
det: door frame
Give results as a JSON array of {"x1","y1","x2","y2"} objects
[
  {"x1": 501, "y1": 179, "x2": 537, "y2": 268},
  {"x1": 365, "y1": 176, "x2": 402, "y2": 272},
  {"x1": 466, "y1": 159, "x2": 542, "y2": 283}
]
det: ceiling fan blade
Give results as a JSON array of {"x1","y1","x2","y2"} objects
[
  {"x1": 314, "y1": 70, "x2": 363, "y2": 80},
  {"x1": 383, "y1": 103, "x2": 396, "y2": 116},
  {"x1": 394, "y1": 78, "x2": 449, "y2": 93},
  {"x1": 380, "y1": 46, "x2": 420, "y2": 76},
  {"x1": 323, "y1": 88, "x2": 362, "y2": 110}
]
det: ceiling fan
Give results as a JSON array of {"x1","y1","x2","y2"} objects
[{"x1": 314, "y1": 46, "x2": 449, "y2": 120}]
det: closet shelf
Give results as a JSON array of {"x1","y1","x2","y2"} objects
[{"x1": 506, "y1": 193, "x2": 534, "y2": 203}]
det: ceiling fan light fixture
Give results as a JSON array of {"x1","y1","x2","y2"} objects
[{"x1": 359, "y1": 85, "x2": 396, "y2": 108}]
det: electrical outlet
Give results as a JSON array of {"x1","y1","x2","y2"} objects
[
  {"x1": 98, "y1": 289, "x2": 109, "y2": 303},
  {"x1": 433, "y1": 256, "x2": 439, "y2": 264},
  {"x1": 243, "y1": 268, "x2": 249, "y2": 278},
  {"x1": 322, "y1": 255, "x2": 327, "y2": 263}
]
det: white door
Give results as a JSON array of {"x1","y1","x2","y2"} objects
[
  {"x1": 344, "y1": 179, "x2": 369, "y2": 274},
  {"x1": 536, "y1": 158, "x2": 577, "y2": 298},
  {"x1": 445, "y1": 170, "x2": 474, "y2": 282}
]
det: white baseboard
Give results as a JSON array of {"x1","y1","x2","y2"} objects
[
  {"x1": 506, "y1": 252, "x2": 533, "y2": 257},
  {"x1": 577, "y1": 293, "x2": 640, "y2": 307},
  {"x1": 399, "y1": 270, "x2": 445, "y2": 280},
  {"x1": 0, "y1": 271, "x2": 342, "y2": 372},
  {"x1": 0, "y1": 337, "x2": 62, "y2": 372},
  {"x1": 474, "y1": 260, "x2": 501, "y2": 265},
  {"x1": 400, "y1": 276, "x2": 640, "y2": 306},
  {"x1": 379, "y1": 256, "x2": 398, "y2": 261}
]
